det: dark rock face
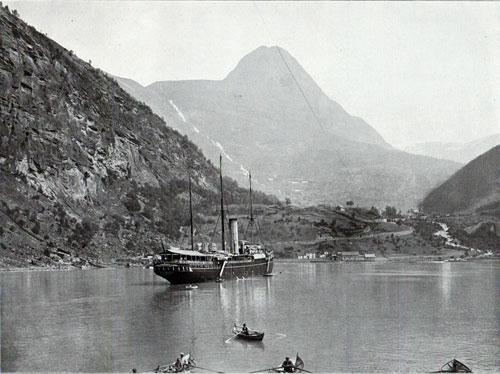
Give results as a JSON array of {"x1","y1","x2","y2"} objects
[
  {"x1": 115, "y1": 46, "x2": 460, "y2": 209},
  {"x1": 420, "y1": 145, "x2": 500, "y2": 214},
  {"x1": 0, "y1": 7, "x2": 274, "y2": 268}
]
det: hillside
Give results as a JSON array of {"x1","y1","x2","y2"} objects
[
  {"x1": 420, "y1": 145, "x2": 500, "y2": 213},
  {"x1": 404, "y1": 133, "x2": 500, "y2": 164},
  {"x1": 115, "y1": 46, "x2": 460, "y2": 209},
  {"x1": 0, "y1": 6, "x2": 275, "y2": 268}
]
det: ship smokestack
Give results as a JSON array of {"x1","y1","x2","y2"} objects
[{"x1": 229, "y1": 218, "x2": 239, "y2": 254}]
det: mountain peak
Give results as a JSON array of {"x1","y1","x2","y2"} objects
[{"x1": 224, "y1": 45, "x2": 303, "y2": 83}]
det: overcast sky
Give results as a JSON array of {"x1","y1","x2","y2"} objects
[{"x1": 5, "y1": 1, "x2": 499, "y2": 148}]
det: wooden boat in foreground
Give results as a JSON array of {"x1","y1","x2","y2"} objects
[
  {"x1": 140, "y1": 354, "x2": 196, "y2": 373},
  {"x1": 271, "y1": 355, "x2": 305, "y2": 373},
  {"x1": 431, "y1": 359, "x2": 472, "y2": 373},
  {"x1": 233, "y1": 325, "x2": 264, "y2": 341},
  {"x1": 251, "y1": 354, "x2": 306, "y2": 373}
]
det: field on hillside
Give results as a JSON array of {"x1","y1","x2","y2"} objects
[{"x1": 194, "y1": 205, "x2": 456, "y2": 259}]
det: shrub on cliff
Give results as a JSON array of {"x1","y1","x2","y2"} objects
[
  {"x1": 124, "y1": 191, "x2": 141, "y2": 212},
  {"x1": 70, "y1": 218, "x2": 98, "y2": 248}
]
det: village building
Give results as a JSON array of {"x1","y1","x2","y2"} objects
[
  {"x1": 337, "y1": 251, "x2": 360, "y2": 261},
  {"x1": 364, "y1": 253, "x2": 376, "y2": 262}
]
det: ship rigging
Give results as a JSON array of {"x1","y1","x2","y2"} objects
[{"x1": 153, "y1": 155, "x2": 273, "y2": 284}]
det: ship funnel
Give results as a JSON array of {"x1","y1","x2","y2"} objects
[{"x1": 229, "y1": 218, "x2": 239, "y2": 254}]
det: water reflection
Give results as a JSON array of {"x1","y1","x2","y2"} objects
[
  {"x1": 1, "y1": 263, "x2": 499, "y2": 373},
  {"x1": 230, "y1": 338, "x2": 265, "y2": 351},
  {"x1": 440, "y1": 262, "x2": 452, "y2": 302}
]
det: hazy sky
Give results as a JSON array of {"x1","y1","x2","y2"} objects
[{"x1": 5, "y1": 1, "x2": 499, "y2": 148}]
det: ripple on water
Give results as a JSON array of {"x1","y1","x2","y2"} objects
[{"x1": 1, "y1": 262, "x2": 499, "y2": 372}]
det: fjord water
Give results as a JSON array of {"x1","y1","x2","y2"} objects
[{"x1": 2, "y1": 261, "x2": 499, "y2": 373}]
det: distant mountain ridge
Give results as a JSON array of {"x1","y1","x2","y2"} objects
[
  {"x1": 115, "y1": 45, "x2": 460, "y2": 209},
  {"x1": 0, "y1": 7, "x2": 274, "y2": 267},
  {"x1": 404, "y1": 133, "x2": 500, "y2": 164},
  {"x1": 420, "y1": 145, "x2": 500, "y2": 213}
]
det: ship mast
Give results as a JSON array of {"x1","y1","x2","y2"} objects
[
  {"x1": 249, "y1": 171, "x2": 254, "y2": 243},
  {"x1": 219, "y1": 155, "x2": 226, "y2": 252},
  {"x1": 188, "y1": 172, "x2": 195, "y2": 252}
]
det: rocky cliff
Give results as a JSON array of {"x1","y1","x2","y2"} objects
[{"x1": 0, "y1": 6, "x2": 274, "y2": 268}]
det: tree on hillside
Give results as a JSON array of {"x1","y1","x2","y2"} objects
[{"x1": 384, "y1": 206, "x2": 397, "y2": 219}]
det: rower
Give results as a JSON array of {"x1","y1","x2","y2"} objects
[
  {"x1": 242, "y1": 323, "x2": 249, "y2": 335},
  {"x1": 282, "y1": 357, "x2": 294, "y2": 373},
  {"x1": 174, "y1": 358, "x2": 182, "y2": 371},
  {"x1": 175, "y1": 353, "x2": 184, "y2": 371}
]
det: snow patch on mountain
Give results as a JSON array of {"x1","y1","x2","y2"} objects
[
  {"x1": 169, "y1": 100, "x2": 186, "y2": 122},
  {"x1": 167, "y1": 98, "x2": 250, "y2": 178},
  {"x1": 213, "y1": 141, "x2": 233, "y2": 162},
  {"x1": 240, "y1": 165, "x2": 249, "y2": 176}
]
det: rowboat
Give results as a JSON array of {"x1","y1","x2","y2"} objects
[
  {"x1": 431, "y1": 359, "x2": 472, "y2": 373},
  {"x1": 153, "y1": 364, "x2": 193, "y2": 373},
  {"x1": 233, "y1": 325, "x2": 265, "y2": 341},
  {"x1": 141, "y1": 354, "x2": 196, "y2": 373},
  {"x1": 251, "y1": 354, "x2": 306, "y2": 373},
  {"x1": 272, "y1": 355, "x2": 305, "y2": 373}
]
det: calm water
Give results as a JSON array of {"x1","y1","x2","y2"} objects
[{"x1": 1, "y1": 261, "x2": 499, "y2": 373}]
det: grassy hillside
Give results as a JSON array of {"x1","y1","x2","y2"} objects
[{"x1": 420, "y1": 145, "x2": 500, "y2": 213}]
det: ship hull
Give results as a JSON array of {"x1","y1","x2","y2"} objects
[{"x1": 154, "y1": 257, "x2": 273, "y2": 285}]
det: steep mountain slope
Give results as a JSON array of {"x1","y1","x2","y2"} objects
[
  {"x1": 420, "y1": 145, "x2": 500, "y2": 213},
  {"x1": 116, "y1": 46, "x2": 459, "y2": 209},
  {"x1": 404, "y1": 133, "x2": 500, "y2": 164},
  {"x1": 0, "y1": 6, "x2": 274, "y2": 268}
]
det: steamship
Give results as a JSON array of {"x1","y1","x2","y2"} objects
[{"x1": 153, "y1": 157, "x2": 274, "y2": 285}]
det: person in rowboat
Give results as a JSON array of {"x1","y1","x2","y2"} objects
[
  {"x1": 282, "y1": 357, "x2": 295, "y2": 373},
  {"x1": 173, "y1": 358, "x2": 182, "y2": 371},
  {"x1": 173, "y1": 353, "x2": 184, "y2": 371},
  {"x1": 242, "y1": 323, "x2": 249, "y2": 335}
]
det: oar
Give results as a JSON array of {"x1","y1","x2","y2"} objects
[
  {"x1": 295, "y1": 368, "x2": 312, "y2": 373},
  {"x1": 249, "y1": 366, "x2": 282, "y2": 373},
  {"x1": 191, "y1": 365, "x2": 225, "y2": 373},
  {"x1": 137, "y1": 363, "x2": 166, "y2": 373},
  {"x1": 224, "y1": 333, "x2": 238, "y2": 343},
  {"x1": 144, "y1": 361, "x2": 178, "y2": 373},
  {"x1": 249, "y1": 365, "x2": 312, "y2": 374}
]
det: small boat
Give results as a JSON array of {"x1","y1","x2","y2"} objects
[
  {"x1": 148, "y1": 354, "x2": 196, "y2": 373},
  {"x1": 251, "y1": 354, "x2": 305, "y2": 373},
  {"x1": 271, "y1": 355, "x2": 304, "y2": 373},
  {"x1": 185, "y1": 284, "x2": 198, "y2": 290},
  {"x1": 431, "y1": 359, "x2": 472, "y2": 373},
  {"x1": 233, "y1": 325, "x2": 264, "y2": 341}
]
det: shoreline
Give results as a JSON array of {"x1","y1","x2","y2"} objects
[
  {"x1": 0, "y1": 263, "x2": 125, "y2": 273},
  {"x1": 2, "y1": 256, "x2": 498, "y2": 273}
]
